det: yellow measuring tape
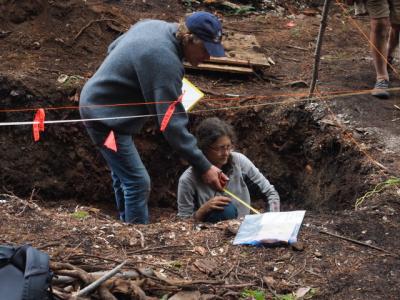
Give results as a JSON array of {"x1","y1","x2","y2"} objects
[{"x1": 223, "y1": 188, "x2": 261, "y2": 214}]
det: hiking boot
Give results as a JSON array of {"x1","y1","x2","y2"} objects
[{"x1": 371, "y1": 79, "x2": 390, "y2": 99}]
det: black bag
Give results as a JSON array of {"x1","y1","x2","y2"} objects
[{"x1": 0, "y1": 244, "x2": 53, "y2": 300}]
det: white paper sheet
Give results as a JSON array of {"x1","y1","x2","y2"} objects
[{"x1": 233, "y1": 210, "x2": 306, "y2": 246}]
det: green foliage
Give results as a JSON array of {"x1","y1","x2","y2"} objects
[
  {"x1": 276, "y1": 294, "x2": 295, "y2": 300},
  {"x1": 241, "y1": 289, "x2": 266, "y2": 300},
  {"x1": 240, "y1": 287, "x2": 317, "y2": 300},
  {"x1": 305, "y1": 288, "x2": 317, "y2": 299},
  {"x1": 355, "y1": 177, "x2": 400, "y2": 209},
  {"x1": 274, "y1": 287, "x2": 317, "y2": 300},
  {"x1": 71, "y1": 210, "x2": 89, "y2": 220},
  {"x1": 290, "y1": 27, "x2": 301, "y2": 38}
]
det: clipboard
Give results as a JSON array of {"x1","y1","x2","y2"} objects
[{"x1": 181, "y1": 78, "x2": 204, "y2": 111}]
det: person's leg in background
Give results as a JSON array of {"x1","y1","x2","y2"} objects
[
  {"x1": 111, "y1": 171, "x2": 126, "y2": 221},
  {"x1": 100, "y1": 134, "x2": 150, "y2": 224},
  {"x1": 388, "y1": 0, "x2": 400, "y2": 72},
  {"x1": 370, "y1": 17, "x2": 391, "y2": 98},
  {"x1": 366, "y1": 0, "x2": 391, "y2": 98}
]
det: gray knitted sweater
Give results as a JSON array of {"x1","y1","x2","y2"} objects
[{"x1": 79, "y1": 20, "x2": 211, "y2": 173}]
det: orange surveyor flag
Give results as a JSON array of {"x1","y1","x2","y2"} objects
[
  {"x1": 33, "y1": 108, "x2": 45, "y2": 142},
  {"x1": 104, "y1": 130, "x2": 117, "y2": 152},
  {"x1": 160, "y1": 93, "x2": 184, "y2": 132}
]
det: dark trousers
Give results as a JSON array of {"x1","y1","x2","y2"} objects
[{"x1": 204, "y1": 201, "x2": 238, "y2": 223}]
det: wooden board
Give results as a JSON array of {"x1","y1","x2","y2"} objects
[
  {"x1": 183, "y1": 62, "x2": 253, "y2": 74},
  {"x1": 222, "y1": 32, "x2": 271, "y2": 67},
  {"x1": 184, "y1": 32, "x2": 271, "y2": 74}
]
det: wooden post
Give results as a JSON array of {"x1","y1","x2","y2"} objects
[{"x1": 309, "y1": 0, "x2": 332, "y2": 97}]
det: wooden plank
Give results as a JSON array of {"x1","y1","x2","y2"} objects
[
  {"x1": 205, "y1": 56, "x2": 270, "y2": 68},
  {"x1": 184, "y1": 62, "x2": 253, "y2": 74}
]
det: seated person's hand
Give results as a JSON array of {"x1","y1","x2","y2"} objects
[
  {"x1": 269, "y1": 200, "x2": 280, "y2": 212},
  {"x1": 194, "y1": 196, "x2": 231, "y2": 221},
  {"x1": 204, "y1": 196, "x2": 231, "y2": 211}
]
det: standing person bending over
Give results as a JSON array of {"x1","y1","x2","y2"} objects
[
  {"x1": 177, "y1": 118, "x2": 280, "y2": 223},
  {"x1": 79, "y1": 12, "x2": 229, "y2": 224}
]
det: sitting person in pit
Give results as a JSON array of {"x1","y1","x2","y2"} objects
[{"x1": 177, "y1": 117, "x2": 280, "y2": 223}]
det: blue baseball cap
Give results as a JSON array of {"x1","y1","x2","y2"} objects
[{"x1": 185, "y1": 12, "x2": 225, "y2": 57}]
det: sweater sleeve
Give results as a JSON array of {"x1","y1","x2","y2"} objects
[
  {"x1": 237, "y1": 153, "x2": 280, "y2": 212},
  {"x1": 138, "y1": 50, "x2": 212, "y2": 174},
  {"x1": 177, "y1": 172, "x2": 196, "y2": 218}
]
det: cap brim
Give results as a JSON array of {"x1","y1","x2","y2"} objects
[{"x1": 203, "y1": 41, "x2": 225, "y2": 57}]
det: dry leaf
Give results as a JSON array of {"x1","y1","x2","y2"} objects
[{"x1": 294, "y1": 286, "x2": 311, "y2": 298}]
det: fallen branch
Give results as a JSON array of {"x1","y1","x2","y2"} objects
[
  {"x1": 53, "y1": 270, "x2": 140, "y2": 285},
  {"x1": 153, "y1": 270, "x2": 224, "y2": 287},
  {"x1": 222, "y1": 282, "x2": 257, "y2": 288},
  {"x1": 98, "y1": 285, "x2": 117, "y2": 300},
  {"x1": 37, "y1": 241, "x2": 60, "y2": 250},
  {"x1": 51, "y1": 288, "x2": 71, "y2": 300},
  {"x1": 70, "y1": 253, "x2": 122, "y2": 264},
  {"x1": 319, "y1": 230, "x2": 399, "y2": 257},
  {"x1": 129, "y1": 280, "x2": 148, "y2": 300},
  {"x1": 128, "y1": 244, "x2": 187, "y2": 255},
  {"x1": 73, "y1": 18, "x2": 120, "y2": 42},
  {"x1": 279, "y1": 56, "x2": 301, "y2": 62},
  {"x1": 221, "y1": 263, "x2": 236, "y2": 280},
  {"x1": 287, "y1": 45, "x2": 309, "y2": 51},
  {"x1": 51, "y1": 262, "x2": 93, "y2": 283},
  {"x1": 76, "y1": 260, "x2": 127, "y2": 297}
]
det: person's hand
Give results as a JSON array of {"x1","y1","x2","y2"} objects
[
  {"x1": 269, "y1": 200, "x2": 280, "y2": 212},
  {"x1": 201, "y1": 165, "x2": 229, "y2": 191},
  {"x1": 194, "y1": 196, "x2": 231, "y2": 221},
  {"x1": 203, "y1": 196, "x2": 231, "y2": 211}
]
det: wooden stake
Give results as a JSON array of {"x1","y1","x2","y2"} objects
[{"x1": 309, "y1": 0, "x2": 332, "y2": 97}]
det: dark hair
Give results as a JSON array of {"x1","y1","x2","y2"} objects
[{"x1": 196, "y1": 117, "x2": 236, "y2": 151}]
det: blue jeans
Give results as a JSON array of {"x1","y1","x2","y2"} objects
[
  {"x1": 204, "y1": 201, "x2": 238, "y2": 223},
  {"x1": 87, "y1": 128, "x2": 150, "y2": 224}
]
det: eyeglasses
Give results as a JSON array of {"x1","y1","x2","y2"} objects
[{"x1": 208, "y1": 144, "x2": 233, "y2": 153}]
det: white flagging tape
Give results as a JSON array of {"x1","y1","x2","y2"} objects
[
  {"x1": 0, "y1": 97, "x2": 308, "y2": 127},
  {"x1": 0, "y1": 114, "x2": 152, "y2": 126},
  {"x1": 2, "y1": 87, "x2": 396, "y2": 127}
]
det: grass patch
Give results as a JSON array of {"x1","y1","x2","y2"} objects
[
  {"x1": 355, "y1": 177, "x2": 400, "y2": 209},
  {"x1": 71, "y1": 210, "x2": 89, "y2": 220}
]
